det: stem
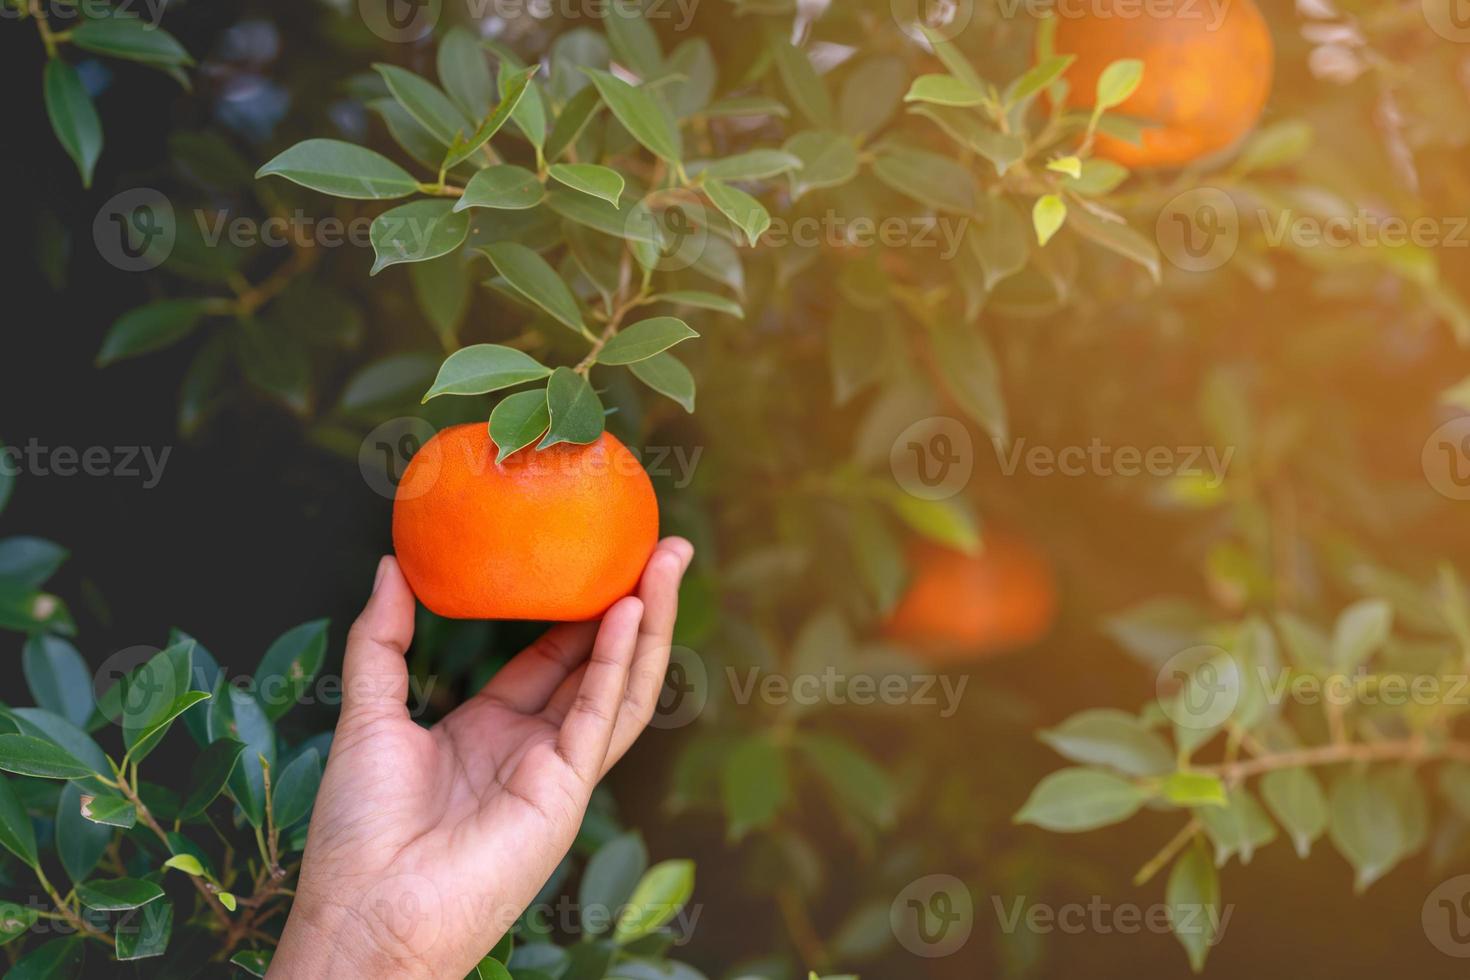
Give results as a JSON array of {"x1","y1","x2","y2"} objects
[
  {"x1": 1133, "y1": 819, "x2": 1199, "y2": 886},
  {"x1": 115, "y1": 775, "x2": 235, "y2": 930},
  {"x1": 34, "y1": 868, "x2": 112, "y2": 946},
  {"x1": 776, "y1": 887, "x2": 827, "y2": 971},
  {"x1": 1198, "y1": 737, "x2": 1470, "y2": 782},
  {"x1": 29, "y1": 0, "x2": 61, "y2": 58}
]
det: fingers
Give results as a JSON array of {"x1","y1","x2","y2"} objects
[
  {"x1": 608, "y1": 538, "x2": 694, "y2": 764},
  {"x1": 476, "y1": 620, "x2": 599, "y2": 714},
  {"x1": 552, "y1": 596, "x2": 643, "y2": 782},
  {"x1": 340, "y1": 557, "x2": 416, "y2": 727}
]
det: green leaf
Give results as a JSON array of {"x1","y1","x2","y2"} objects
[
  {"x1": 411, "y1": 253, "x2": 471, "y2": 344},
  {"x1": 272, "y1": 748, "x2": 322, "y2": 828},
  {"x1": 549, "y1": 163, "x2": 625, "y2": 206},
  {"x1": 1046, "y1": 155, "x2": 1082, "y2": 178},
  {"x1": 369, "y1": 200, "x2": 470, "y2": 276},
  {"x1": 56, "y1": 782, "x2": 108, "y2": 883},
  {"x1": 255, "y1": 619, "x2": 328, "y2": 722},
  {"x1": 1064, "y1": 205, "x2": 1161, "y2": 283},
  {"x1": 445, "y1": 66, "x2": 536, "y2": 167},
  {"x1": 598, "y1": 317, "x2": 698, "y2": 365},
  {"x1": 700, "y1": 150, "x2": 803, "y2": 182},
  {"x1": 885, "y1": 144, "x2": 983, "y2": 212},
  {"x1": 920, "y1": 25, "x2": 986, "y2": 91},
  {"x1": 209, "y1": 682, "x2": 274, "y2": 828},
  {"x1": 374, "y1": 63, "x2": 471, "y2": 146},
  {"x1": 438, "y1": 27, "x2": 494, "y2": 120},
  {"x1": 115, "y1": 898, "x2": 172, "y2": 960},
  {"x1": 584, "y1": 69, "x2": 682, "y2": 164},
  {"x1": 125, "y1": 692, "x2": 211, "y2": 761},
  {"x1": 1165, "y1": 838, "x2": 1220, "y2": 974},
  {"x1": 218, "y1": 891, "x2": 238, "y2": 912},
  {"x1": 885, "y1": 494, "x2": 980, "y2": 553},
  {"x1": 475, "y1": 957, "x2": 514, "y2": 980},
  {"x1": 71, "y1": 17, "x2": 192, "y2": 66},
  {"x1": 0, "y1": 537, "x2": 63, "y2": 592},
  {"x1": 772, "y1": 40, "x2": 833, "y2": 127},
  {"x1": 0, "y1": 442, "x2": 12, "y2": 518},
  {"x1": 424, "y1": 345, "x2": 550, "y2": 400},
  {"x1": 906, "y1": 104, "x2": 1025, "y2": 176},
  {"x1": 0, "y1": 734, "x2": 93, "y2": 779},
  {"x1": 1005, "y1": 55, "x2": 1075, "y2": 106},
  {"x1": 454, "y1": 165, "x2": 545, "y2": 212},
  {"x1": 80, "y1": 794, "x2": 136, "y2": 829},
  {"x1": 490, "y1": 389, "x2": 552, "y2": 463},
  {"x1": 1328, "y1": 770, "x2": 1404, "y2": 891},
  {"x1": 1331, "y1": 599, "x2": 1393, "y2": 670},
  {"x1": 782, "y1": 131, "x2": 858, "y2": 199},
  {"x1": 7, "y1": 709, "x2": 108, "y2": 783},
  {"x1": 969, "y1": 197, "x2": 1029, "y2": 289},
  {"x1": 44, "y1": 59, "x2": 102, "y2": 187},
  {"x1": 721, "y1": 735, "x2": 787, "y2": 840},
  {"x1": 1161, "y1": 772, "x2": 1228, "y2": 808},
  {"x1": 612, "y1": 860, "x2": 695, "y2": 945},
  {"x1": 500, "y1": 61, "x2": 547, "y2": 152},
  {"x1": 652, "y1": 291, "x2": 743, "y2": 318},
  {"x1": 77, "y1": 877, "x2": 166, "y2": 911},
  {"x1": 0, "y1": 776, "x2": 37, "y2": 868},
  {"x1": 1032, "y1": 194, "x2": 1066, "y2": 247},
  {"x1": 904, "y1": 74, "x2": 987, "y2": 107},
  {"x1": 579, "y1": 832, "x2": 648, "y2": 935},
  {"x1": 703, "y1": 179, "x2": 770, "y2": 246},
  {"x1": 481, "y1": 242, "x2": 586, "y2": 334},
  {"x1": 97, "y1": 299, "x2": 213, "y2": 367},
  {"x1": 256, "y1": 139, "x2": 418, "y2": 199},
  {"x1": 179, "y1": 738, "x2": 245, "y2": 818},
  {"x1": 838, "y1": 54, "x2": 909, "y2": 136},
  {"x1": 0, "y1": 901, "x2": 38, "y2": 945},
  {"x1": 1065, "y1": 159, "x2": 1130, "y2": 196},
  {"x1": 1095, "y1": 58, "x2": 1144, "y2": 110},
  {"x1": 796, "y1": 733, "x2": 897, "y2": 830},
  {"x1": 604, "y1": 0, "x2": 663, "y2": 77},
  {"x1": 1037, "y1": 709, "x2": 1173, "y2": 777},
  {"x1": 1234, "y1": 119, "x2": 1313, "y2": 174},
  {"x1": 922, "y1": 319, "x2": 1007, "y2": 443},
  {"x1": 21, "y1": 634, "x2": 92, "y2": 728},
  {"x1": 1260, "y1": 767, "x2": 1327, "y2": 858},
  {"x1": 545, "y1": 84, "x2": 604, "y2": 161},
  {"x1": 8, "y1": 938, "x2": 83, "y2": 979},
  {"x1": 1013, "y1": 768, "x2": 1147, "y2": 832},
  {"x1": 1198, "y1": 787, "x2": 1277, "y2": 866},
  {"x1": 163, "y1": 853, "x2": 204, "y2": 876},
  {"x1": 538, "y1": 368, "x2": 604, "y2": 449},
  {"x1": 628, "y1": 352, "x2": 695, "y2": 412},
  {"x1": 230, "y1": 950, "x2": 273, "y2": 976}
]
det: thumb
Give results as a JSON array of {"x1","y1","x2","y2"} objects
[{"x1": 341, "y1": 556, "x2": 416, "y2": 727}]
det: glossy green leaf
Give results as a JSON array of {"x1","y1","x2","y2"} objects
[
  {"x1": 772, "y1": 40, "x2": 833, "y2": 127},
  {"x1": 1095, "y1": 58, "x2": 1144, "y2": 110},
  {"x1": 0, "y1": 776, "x2": 37, "y2": 869},
  {"x1": 1331, "y1": 599, "x2": 1393, "y2": 670},
  {"x1": 0, "y1": 901, "x2": 38, "y2": 945},
  {"x1": 8, "y1": 938, "x2": 83, "y2": 979},
  {"x1": 628, "y1": 352, "x2": 695, "y2": 413},
  {"x1": 500, "y1": 60, "x2": 547, "y2": 151},
  {"x1": 598, "y1": 317, "x2": 698, "y2": 366},
  {"x1": 604, "y1": 0, "x2": 662, "y2": 77},
  {"x1": 230, "y1": 950, "x2": 273, "y2": 977},
  {"x1": 872, "y1": 145, "x2": 976, "y2": 215},
  {"x1": 445, "y1": 66, "x2": 536, "y2": 167},
  {"x1": 178, "y1": 738, "x2": 245, "y2": 818},
  {"x1": 0, "y1": 734, "x2": 93, "y2": 779},
  {"x1": 79, "y1": 794, "x2": 136, "y2": 829},
  {"x1": 454, "y1": 165, "x2": 545, "y2": 212},
  {"x1": 72, "y1": 17, "x2": 192, "y2": 65},
  {"x1": 255, "y1": 139, "x2": 418, "y2": 199},
  {"x1": 97, "y1": 298, "x2": 213, "y2": 367},
  {"x1": 1165, "y1": 838, "x2": 1220, "y2": 974},
  {"x1": 209, "y1": 681, "x2": 274, "y2": 828},
  {"x1": 44, "y1": 59, "x2": 102, "y2": 187},
  {"x1": 538, "y1": 368, "x2": 604, "y2": 449},
  {"x1": 1198, "y1": 787, "x2": 1277, "y2": 866},
  {"x1": 77, "y1": 877, "x2": 166, "y2": 911},
  {"x1": 548, "y1": 163, "x2": 625, "y2": 206},
  {"x1": 438, "y1": 27, "x2": 494, "y2": 120},
  {"x1": 700, "y1": 150, "x2": 804, "y2": 181},
  {"x1": 115, "y1": 898, "x2": 172, "y2": 960},
  {"x1": 1032, "y1": 194, "x2": 1066, "y2": 247},
  {"x1": 1005, "y1": 54, "x2": 1074, "y2": 106},
  {"x1": 1260, "y1": 767, "x2": 1327, "y2": 858},
  {"x1": 722, "y1": 735, "x2": 787, "y2": 840},
  {"x1": 1013, "y1": 768, "x2": 1147, "y2": 832},
  {"x1": 374, "y1": 64, "x2": 471, "y2": 146},
  {"x1": 490, "y1": 388, "x2": 552, "y2": 463},
  {"x1": 21, "y1": 634, "x2": 92, "y2": 729},
  {"x1": 905, "y1": 74, "x2": 987, "y2": 107},
  {"x1": 1162, "y1": 772, "x2": 1228, "y2": 808},
  {"x1": 584, "y1": 69, "x2": 681, "y2": 164},
  {"x1": 0, "y1": 537, "x2": 68, "y2": 592},
  {"x1": 703, "y1": 179, "x2": 769, "y2": 246},
  {"x1": 651, "y1": 291, "x2": 743, "y2": 318},
  {"x1": 254, "y1": 619, "x2": 328, "y2": 722},
  {"x1": 272, "y1": 748, "x2": 322, "y2": 828},
  {"x1": 797, "y1": 733, "x2": 897, "y2": 830},
  {"x1": 545, "y1": 84, "x2": 604, "y2": 162},
  {"x1": 481, "y1": 242, "x2": 586, "y2": 334},
  {"x1": 579, "y1": 832, "x2": 648, "y2": 934},
  {"x1": 782, "y1": 131, "x2": 859, "y2": 199},
  {"x1": 1038, "y1": 709, "x2": 1173, "y2": 777},
  {"x1": 369, "y1": 200, "x2": 470, "y2": 276},
  {"x1": 56, "y1": 781, "x2": 109, "y2": 883},
  {"x1": 424, "y1": 345, "x2": 550, "y2": 400},
  {"x1": 612, "y1": 860, "x2": 695, "y2": 945}
]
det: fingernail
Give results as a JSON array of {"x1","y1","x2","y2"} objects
[{"x1": 372, "y1": 557, "x2": 390, "y2": 596}]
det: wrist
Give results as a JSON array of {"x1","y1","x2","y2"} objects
[{"x1": 270, "y1": 894, "x2": 436, "y2": 980}]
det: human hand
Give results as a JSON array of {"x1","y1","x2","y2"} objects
[{"x1": 269, "y1": 537, "x2": 694, "y2": 978}]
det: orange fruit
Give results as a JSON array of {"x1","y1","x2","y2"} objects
[
  {"x1": 1053, "y1": 0, "x2": 1273, "y2": 168},
  {"x1": 392, "y1": 424, "x2": 658, "y2": 621},
  {"x1": 884, "y1": 534, "x2": 1057, "y2": 663}
]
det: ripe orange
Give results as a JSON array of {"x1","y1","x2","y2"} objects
[
  {"x1": 1053, "y1": 0, "x2": 1273, "y2": 168},
  {"x1": 884, "y1": 534, "x2": 1057, "y2": 663},
  {"x1": 392, "y1": 424, "x2": 658, "y2": 621}
]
